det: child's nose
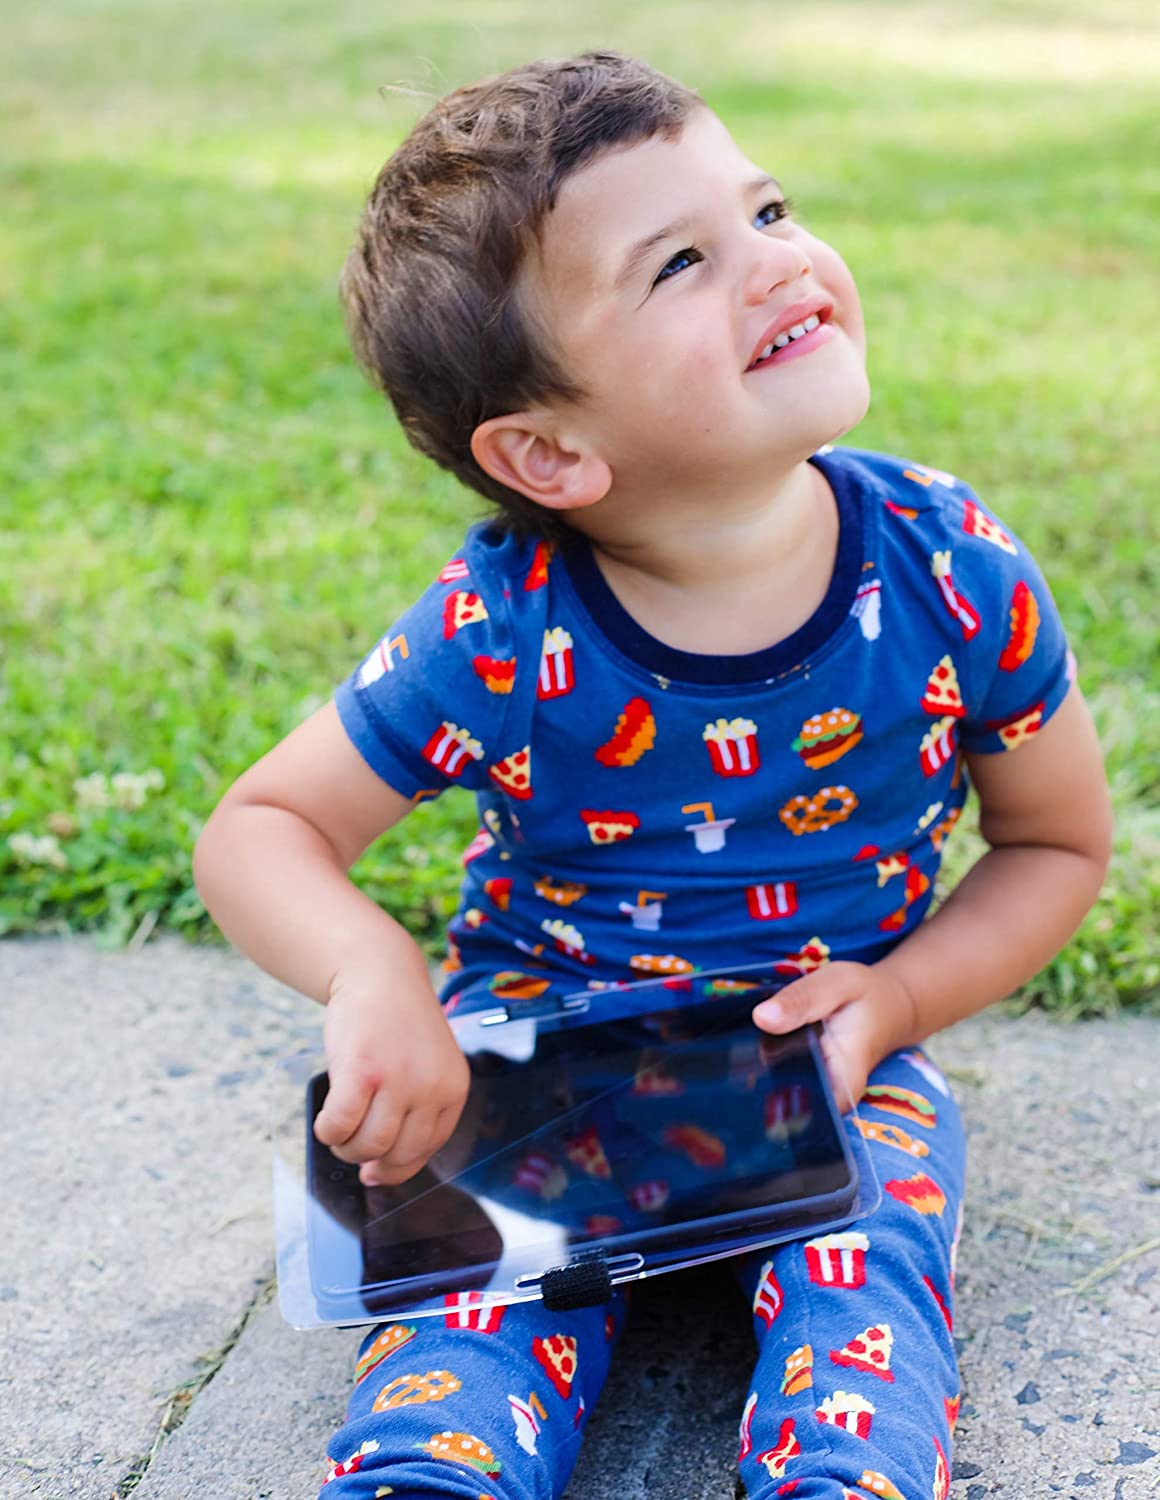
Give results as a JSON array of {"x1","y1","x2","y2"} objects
[{"x1": 743, "y1": 233, "x2": 812, "y2": 305}]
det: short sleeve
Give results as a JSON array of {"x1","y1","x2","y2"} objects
[
  {"x1": 333, "y1": 530, "x2": 523, "y2": 798},
  {"x1": 949, "y1": 489, "x2": 1073, "y2": 754}
]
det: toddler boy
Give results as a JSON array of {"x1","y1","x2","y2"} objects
[{"x1": 194, "y1": 51, "x2": 1111, "y2": 1499}]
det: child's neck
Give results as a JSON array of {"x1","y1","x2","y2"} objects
[{"x1": 574, "y1": 459, "x2": 840, "y2": 657}]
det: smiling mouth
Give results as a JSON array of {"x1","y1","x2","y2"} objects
[{"x1": 746, "y1": 309, "x2": 832, "y2": 371}]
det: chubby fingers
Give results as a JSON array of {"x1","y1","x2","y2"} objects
[
  {"x1": 751, "y1": 961, "x2": 870, "y2": 1034},
  {"x1": 358, "y1": 1104, "x2": 461, "y2": 1188},
  {"x1": 313, "y1": 1070, "x2": 378, "y2": 1150}
]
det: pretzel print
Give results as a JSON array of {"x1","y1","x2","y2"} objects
[
  {"x1": 372, "y1": 1369, "x2": 463, "y2": 1411},
  {"x1": 778, "y1": 784, "x2": 858, "y2": 836}
]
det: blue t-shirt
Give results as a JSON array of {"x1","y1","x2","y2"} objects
[{"x1": 335, "y1": 447, "x2": 1071, "y2": 998}]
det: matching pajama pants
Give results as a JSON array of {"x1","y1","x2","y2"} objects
[{"x1": 318, "y1": 1045, "x2": 966, "y2": 1500}]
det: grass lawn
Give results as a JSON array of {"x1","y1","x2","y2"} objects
[{"x1": 2, "y1": 0, "x2": 1157, "y2": 1012}]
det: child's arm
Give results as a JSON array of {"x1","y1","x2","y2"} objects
[
  {"x1": 753, "y1": 685, "x2": 1113, "y2": 1104},
  {"x1": 193, "y1": 700, "x2": 470, "y2": 1186}
]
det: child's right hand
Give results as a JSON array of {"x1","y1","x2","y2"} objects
[{"x1": 314, "y1": 969, "x2": 471, "y2": 1188}]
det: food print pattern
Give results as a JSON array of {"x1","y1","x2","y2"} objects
[
  {"x1": 319, "y1": 1047, "x2": 966, "y2": 1499},
  {"x1": 335, "y1": 447, "x2": 1072, "y2": 997}
]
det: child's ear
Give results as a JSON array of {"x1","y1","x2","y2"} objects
[{"x1": 470, "y1": 413, "x2": 612, "y2": 512}]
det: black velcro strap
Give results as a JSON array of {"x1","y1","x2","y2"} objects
[{"x1": 539, "y1": 1255, "x2": 614, "y2": 1311}]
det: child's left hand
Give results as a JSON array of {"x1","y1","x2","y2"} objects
[{"x1": 751, "y1": 962, "x2": 915, "y2": 1111}]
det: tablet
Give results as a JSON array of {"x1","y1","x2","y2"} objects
[{"x1": 304, "y1": 1002, "x2": 858, "y2": 1319}]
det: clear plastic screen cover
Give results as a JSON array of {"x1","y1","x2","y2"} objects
[{"x1": 273, "y1": 963, "x2": 881, "y2": 1329}]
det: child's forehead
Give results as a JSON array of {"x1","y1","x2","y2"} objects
[{"x1": 532, "y1": 110, "x2": 772, "y2": 299}]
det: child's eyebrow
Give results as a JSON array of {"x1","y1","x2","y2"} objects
[{"x1": 611, "y1": 172, "x2": 783, "y2": 293}]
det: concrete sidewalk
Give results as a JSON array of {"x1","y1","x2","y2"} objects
[{"x1": 1, "y1": 936, "x2": 1157, "y2": 1499}]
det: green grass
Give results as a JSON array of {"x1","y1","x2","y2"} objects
[{"x1": 2, "y1": 0, "x2": 1157, "y2": 1011}]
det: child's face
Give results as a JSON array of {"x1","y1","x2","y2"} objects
[{"x1": 526, "y1": 109, "x2": 869, "y2": 499}]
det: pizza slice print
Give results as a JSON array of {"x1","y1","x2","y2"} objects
[
  {"x1": 532, "y1": 1333, "x2": 578, "y2": 1399},
  {"x1": 830, "y1": 1325, "x2": 895, "y2": 1382},
  {"x1": 990, "y1": 702, "x2": 1045, "y2": 749},
  {"x1": 920, "y1": 656, "x2": 965, "y2": 718},
  {"x1": 489, "y1": 746, "x2": 533, "y2": 800},
  {"x1": 442, "y1": 590, "x2": 488, "y2": 639},
  {"x1": 962, "y1": 498, "x2": 1017, "y2": 553}
]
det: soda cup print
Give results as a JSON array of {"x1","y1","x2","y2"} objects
[
  {"x1": 903, "y1": 462, "x2": 957, "y2": 489},
  {"x1": 804, "y1": 1231, "x2": 869, "y2": 1289},
  {"x1": 850, "y1": 578, "x2": 882, "y2": 640},
  {"x1": 508, "y1": 1392, "x2": 547, "y2": 1456},
  {"x1": 422, "y1": 722, "x2": 484, "y2": 778},
  {"x1": 703, "y1": 716, "x2": 760, "y2": 776},
  {"x1": 357, "y1": 631, "x2": 409, "y2": 687},
  {"x1": 746, "y1": 881, "x2": 798, "y2": 921},
  {"x1": 537, "y1": 626, "x2": 575, "y2": 699},
  {"x1": 682, "y1": 801, "x2": 736, "y2": 853},
  {"x1": 618, "y1": 889, "x2": 666, "y2": 932}
]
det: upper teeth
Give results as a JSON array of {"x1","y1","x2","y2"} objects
[{"x1": 755, "y1": 313, "x2": 821, "y2": 364}]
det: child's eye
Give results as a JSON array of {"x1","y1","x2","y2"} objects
[
  {"x1": 654, "y1": 247, "x2": 703, "y2": 285},
  {"x1": 755, "y1": 196, "x2": 795, "y2": 228},
  {"x1": 652, "y1": 197, "x2": 797, "y2": 287}
]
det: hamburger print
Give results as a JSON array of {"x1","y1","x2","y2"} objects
[
  {"x1": 861, "y1": 1084, "x2": 936, "y2": 1129},
  {"x1": 792, "y1": 707, "x2": 864, "y2": 768},
  {"x1": 857, "y1": 1471, "x2": 905, "y2": 1499},
  {"x1": 534, "y1": 874, "x2": 588, "y2": 906},
  {"x1": 488, "y1": 971, "x2": 550, "y2": 1002},
  {"x1": 416, "y1": 1431, "x2": 502, "y2": 1477},
  {"x1": 355, "y1": 1324, "x2": 417, "y2": 1384},
  {"x1": 781, "y1": 1345, "x2": 814, "y2": 1396}
]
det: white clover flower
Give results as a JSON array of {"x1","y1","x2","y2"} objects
[
  {"x1": 110, "y1": 770, "x2": 166, "y2": 810},
  {"x1": 75, "y1": 773, "x2": 111, "y2": 810},
  {"x1": 111, "y1": 774, "x2": 147, "y2": 810},
  {"x1": 9, "y1": 833, "x2": 68, "y2": 870}
]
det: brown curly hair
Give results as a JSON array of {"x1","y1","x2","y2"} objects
[{"x1": 340, "y1": 52, "x2": 702, "y2": 540}]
